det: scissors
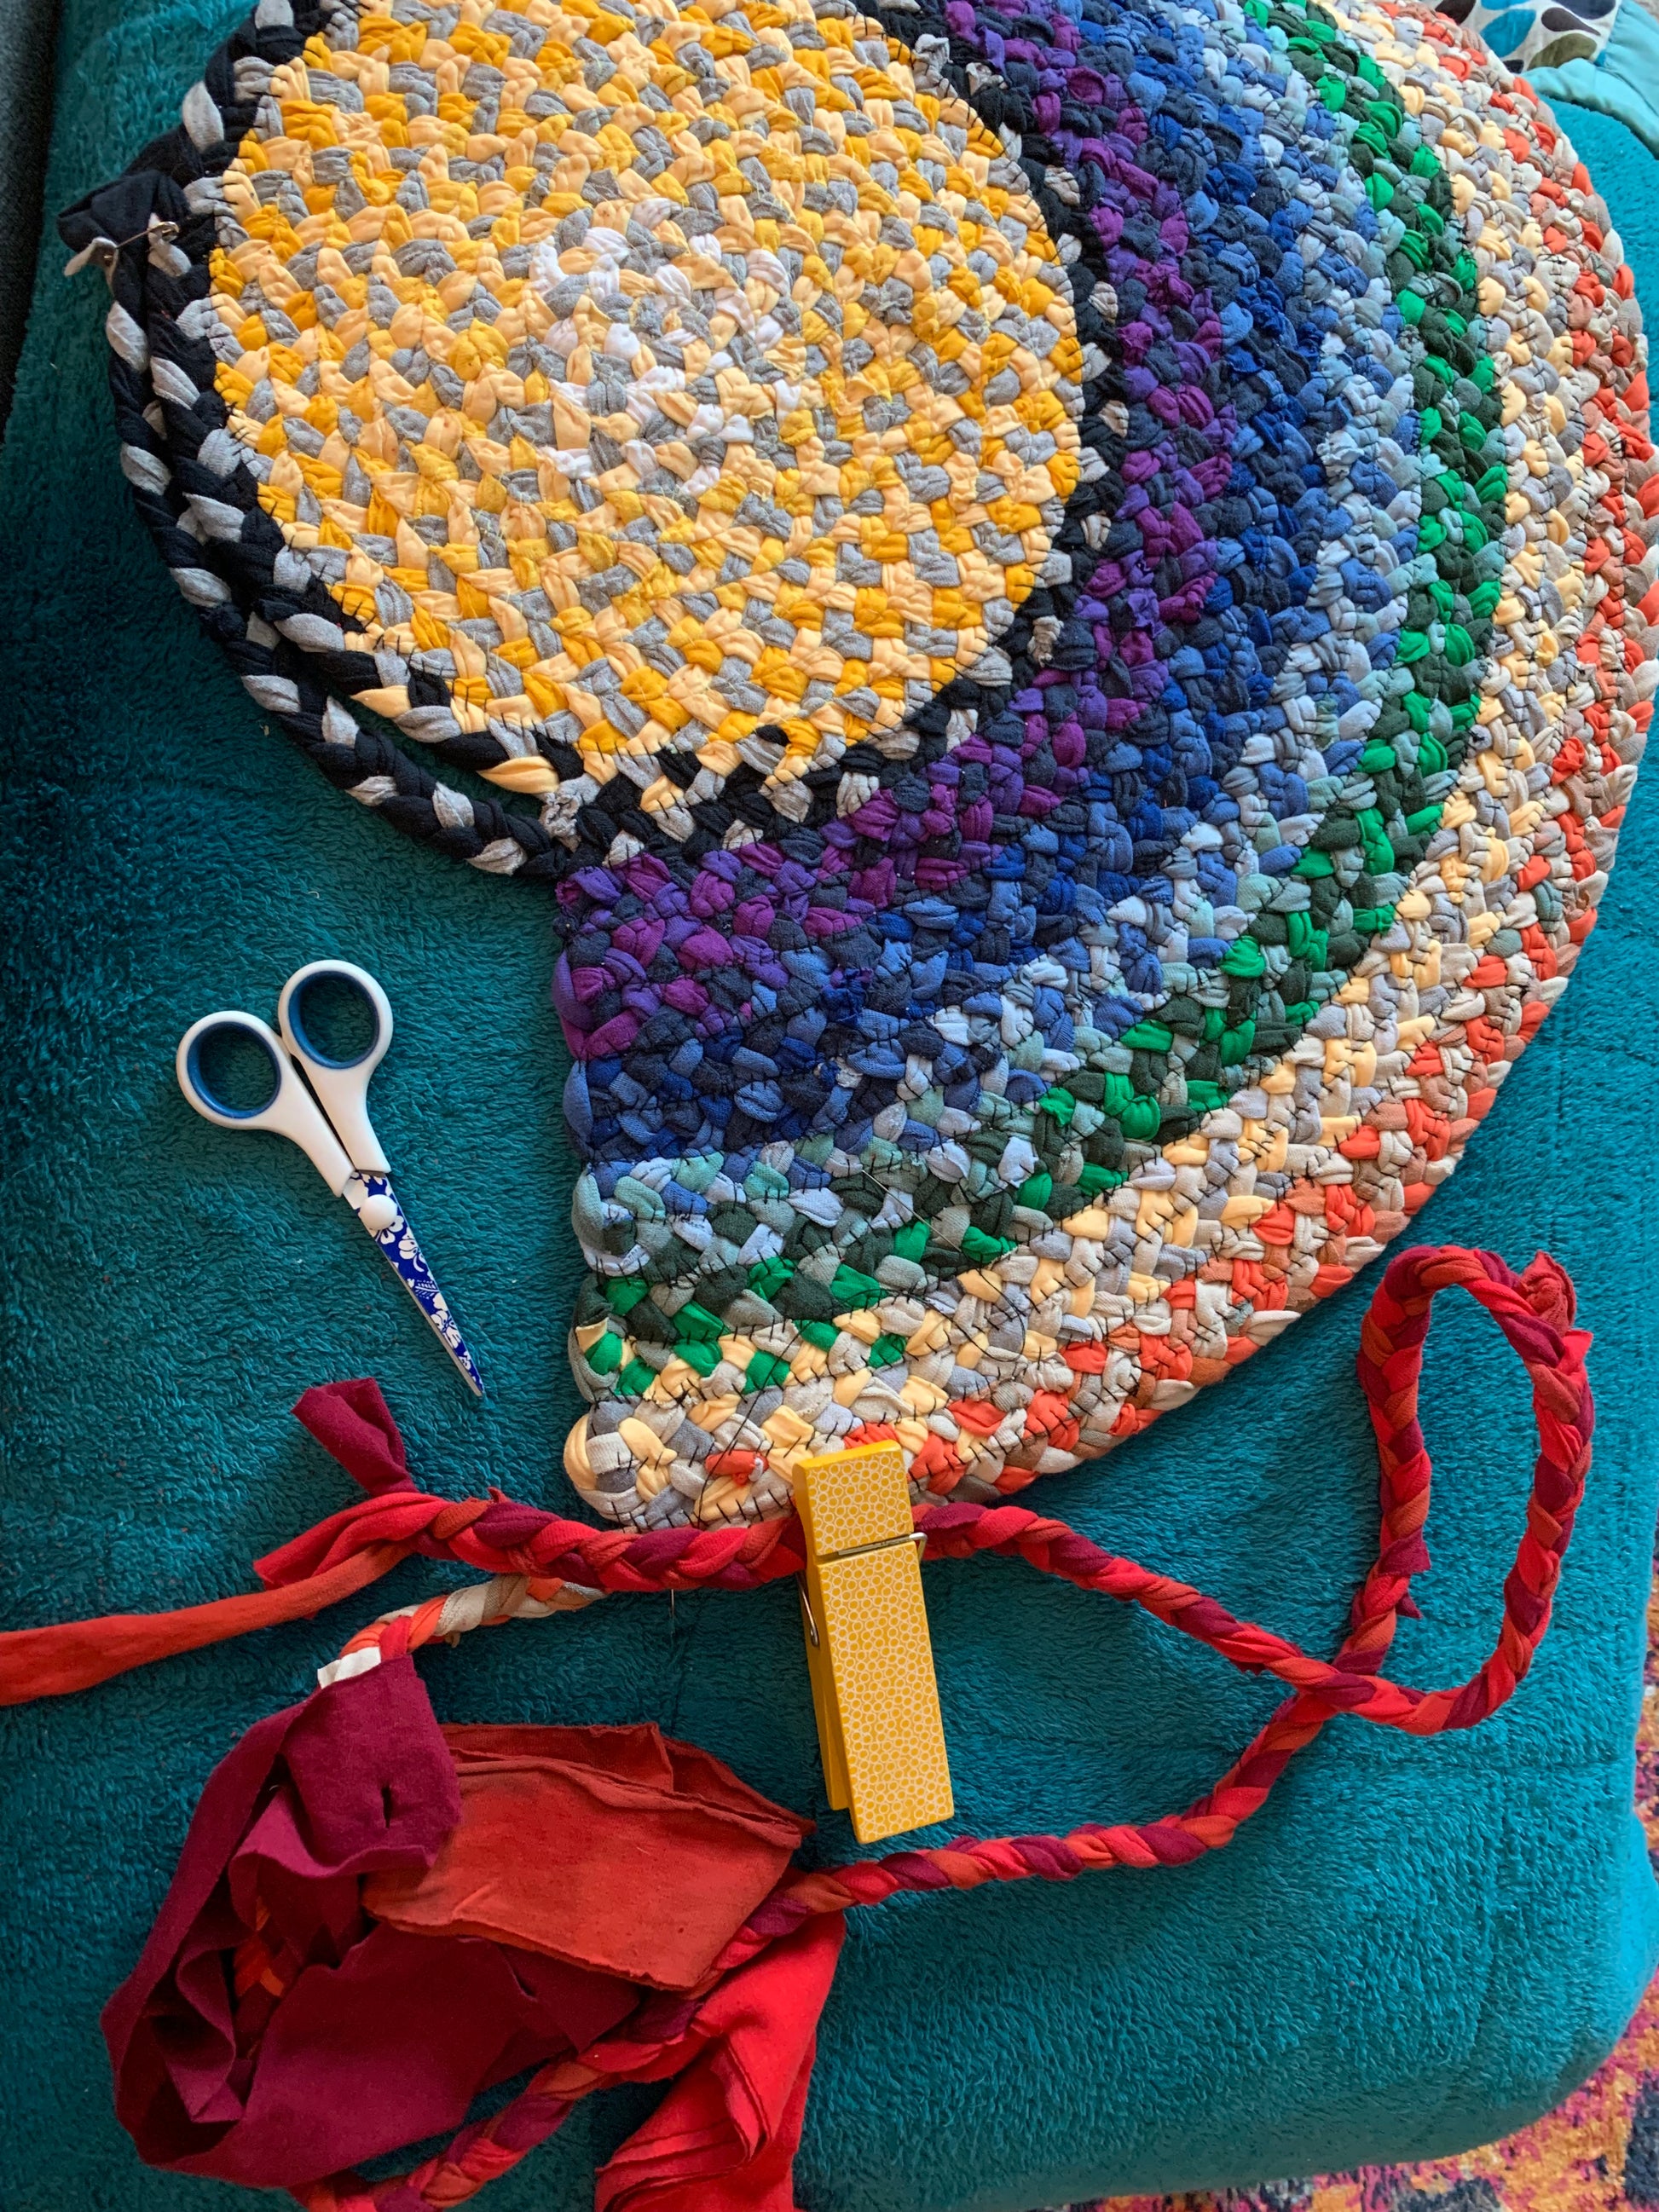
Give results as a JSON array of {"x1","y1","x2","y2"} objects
[{"x1": 176, "y1": 961, "x2": 484, "y2": 1397}]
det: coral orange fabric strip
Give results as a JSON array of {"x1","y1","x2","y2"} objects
[{"x1": 0, "y1": 1544, "x2": 410, "y2": 1707}]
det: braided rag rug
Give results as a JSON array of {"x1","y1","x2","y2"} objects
[
  {"x1": 7, "y1": 0, "x2": 1659, "y2": 2198},
  {"x1": 59, "y1": 0, "x2": 1657, "y2": 1530}
]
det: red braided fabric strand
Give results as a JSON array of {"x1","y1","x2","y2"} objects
[{"x1": 290, "y1": 1245, "x2": 1595, "y2": 2212}]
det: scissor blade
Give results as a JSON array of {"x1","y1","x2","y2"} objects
[{"x1": 346, "y1": 1175, "x2": 485, "y2": 1397}]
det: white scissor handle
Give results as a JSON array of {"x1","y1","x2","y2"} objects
[
  {"x1": 176, "y1": 1011, "x2": 357, "y2": 1195},
  {"x1": 275, "y1": 962, "x2": 393, "y2": 1176}
]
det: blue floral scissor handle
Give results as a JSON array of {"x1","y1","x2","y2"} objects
[{"x1": 176, "y1": 961, "x2": 483, "y2": 1397}]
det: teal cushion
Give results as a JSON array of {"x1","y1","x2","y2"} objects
[
  {"x1": 1532, "y1": 12, "x2": 1659, "y2": 160},
  {"x1": 3, "y1": 10, "x2": 1659, "y2": 2203}
]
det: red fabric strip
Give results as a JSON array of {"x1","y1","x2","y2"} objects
[{"x1": 0, "y1": 1543, "x2": 409, "y2": 1706}]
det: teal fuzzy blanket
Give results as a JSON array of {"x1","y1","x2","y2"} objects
[{"x1": 4, "y1": 4, "x2": 1659, "y2": 2199}]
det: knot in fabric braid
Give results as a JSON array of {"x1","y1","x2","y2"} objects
[{"x1": 425, "y1": 1500, "x2": 490, "y2": 1545}]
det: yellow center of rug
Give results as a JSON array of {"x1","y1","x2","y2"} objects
[{"x1": 206, "y1": 0, "x2": 1084, "y2": 796}]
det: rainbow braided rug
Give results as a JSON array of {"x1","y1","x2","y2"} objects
[{"x1": 59, "y1": 0, "x2": 1655, "y2": 1523}]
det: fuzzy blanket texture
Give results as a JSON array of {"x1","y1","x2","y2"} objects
[
  {"x1": 1096, "y1": 1555, "x2": 1659, "y2": 2212},
  {"x1": 3, "y1": 3, "x2": 1659, "y2": 2203}
]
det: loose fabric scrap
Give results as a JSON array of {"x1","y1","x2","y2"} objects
[
  {"x1": 364, "y1": 1722, "x2": 812, "y2": 1992},
  {"x1": 586, "y1": 1920, "x2": 846, "y2": 2212},
  {"x1": 104, "y1": 1655, "x2": 824, "y2": 2203}
]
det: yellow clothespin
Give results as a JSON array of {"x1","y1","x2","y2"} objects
[{"x1": 795, "y1": 1441, "x2": 953, "y2": 1845}]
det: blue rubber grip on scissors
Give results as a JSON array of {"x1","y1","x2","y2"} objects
[
  {"x1": 176, "y1": 1013, "x2": 357, "y2": 1193},
  {"x1": 277, "y1": 963, "x2": 394, "y2": 1177}
]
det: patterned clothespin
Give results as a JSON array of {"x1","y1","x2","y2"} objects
[{"x1": 795, "y1": 1443, "x2": 953, "y2": 1845}]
